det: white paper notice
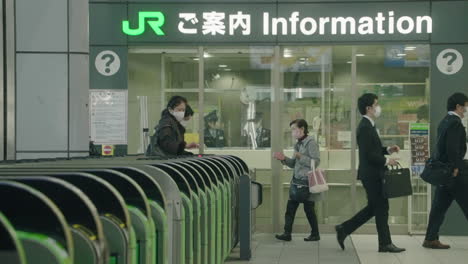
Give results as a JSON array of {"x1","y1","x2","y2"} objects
[{"x1": 89, "y1": 90, "x2": 128, "y2": 144}]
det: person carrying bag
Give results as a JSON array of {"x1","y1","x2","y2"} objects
[
  {"x1": 422, "y1": 92, "x2": 468, "y2": 250},
  {"x1": 273, "y1": 119, "x2": 322, "y2": 242}
]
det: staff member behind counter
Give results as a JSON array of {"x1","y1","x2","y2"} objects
[
  {"x1": 204, "y1": 110, "x2": 226, "y2": 148},
  {"x1": 254, "y1": 112, "x2": 271, "y2": 148},
  {"x1": 146, "y1": 96, "x2": 199, "y2": 158}
]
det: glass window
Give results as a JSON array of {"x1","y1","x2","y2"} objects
[
  {"x1": 203, "y1": 47, "x2": 273, "y2": 149},
  {"x1": 126, "y1": 44, "x2": 432, "y2": 233},
  {"x1": 127, "y1": 47, "x2": 198, "y2": 154},
  {"x1": 280, "y1": 46, "x2": 355, "y2": 227},
  {"x1": 355, "y1": 44, "x2": 430, "y2": 228}
]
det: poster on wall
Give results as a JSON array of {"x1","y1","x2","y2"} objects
[
  {"x1": 409, "y1": 123, "x2": 429, "y2": 177},
  {"x1": 89, "y1": 90, "x2": 128, "y2": 145}
]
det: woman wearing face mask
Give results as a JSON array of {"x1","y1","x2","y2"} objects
[
  {"x1": 146, "y1": 96, "x2": 198, "y2": 157},
  {"x1": 273, "y1": 119, "x2": 321, "y2": 242}
]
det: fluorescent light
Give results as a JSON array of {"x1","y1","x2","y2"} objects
[
  {"x1": 299, "y1": 57, "x2": 307, "y2": 61},
  {"x1": 347, "y1": 61, "x2": 352, "y2": 64},
  {"x1": 218, "y1": 64, "x2": 228, "y2": 68},
  {"x1": 203, "y1": 52, "x2": 212, "y2": 58},
  {"x1": 405, "y1": 46, "x2": 417, "y2": 50},
  {"x1": 356, "y1": 54, "x2": 365, "y2": 57},
  {"x1": 397, "y1": 53, "x2": 407, "y2": 57},
  {"x1": 224, "y1": 68, "x2": 231, "y2": 71},
  {"x1": 284, "y1": 54, "x2": 293, "y2": 58},
  {"x1": 193, "y1": 58, "x2": 199, "y2": 61}
]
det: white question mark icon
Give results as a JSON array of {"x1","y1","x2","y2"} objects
[
  {"x1": 443, "y1": 52, "x2": 457, "y2": 73},
  {"x1": 95, "y1": 50, "x2": 121, "y2": 76},
  {"x1": 101, "y1": 54, "x2": 115, "y2": 74},
  {"x1": 437, "y1": 49, "x2": 463, "y2": 75}
]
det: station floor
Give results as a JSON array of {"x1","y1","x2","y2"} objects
[{"x1": 225, "y1": 233, "x2": 468, "y2": 264}]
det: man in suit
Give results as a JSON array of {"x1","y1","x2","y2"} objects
[
  {"x1": 423, "y1": 92, "x2": 468, "y2": 249},
  {"x1": 335, "y1": 93, "x2": 405, "y2": 253},
  {"x1": 254, "y1": 112, "x2": 271, "y2": 148}
]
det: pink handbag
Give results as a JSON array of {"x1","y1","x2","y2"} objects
[{"x1": 308, "y1": 160, "x2": 329, "y2": 193}]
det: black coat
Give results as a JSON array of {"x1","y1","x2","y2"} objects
[
  {"x1": 357, "y1": 117, "x2": 389, "y2": 180},
  {"x1": 146, "y1": 111, "x2": 192, "y2": 157},
  {"x1": 436, "y1": 114, "x2": 467, "y2": 171}
]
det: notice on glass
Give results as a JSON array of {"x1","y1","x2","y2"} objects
[
  {"x1": 89, "y1": 90, "x2": 128, "y2": 145},
  {"x1": 409, "y1": 123, "x2": 429, "y2": 177}
]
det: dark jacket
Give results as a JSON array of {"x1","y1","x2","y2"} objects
[
  {"x1": 204, "y1": 128, "x2": 225, "y2": 148},
  {"x1": 436, "y1": 114, "x2": 467, "y2": 171},
  {"x1": 256, "y1": 127, "x2": 271, "y2": 148},
  {"x1": 357, "y1": 117, "x2": 389, "y2": 180},
  {"x1": 146, "y1": 111, "x2": 192, "y2": 158}
]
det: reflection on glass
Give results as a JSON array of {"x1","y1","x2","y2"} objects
[
  {"x1": 356, "y1": 45, "x2": 430, "y2": 150},
  {"x1": 281, "y1": 46, "x2": 330, "y2": 149},
  {"x1": 280, "y1": 46, "x2": 354, "y2": 226},
  {"x1": 204, "y1": 47, "x2": 273, "y2": 149}
]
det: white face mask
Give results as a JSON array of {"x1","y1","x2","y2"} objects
[
  {"x1": 374, "y1": 105, "x2": 382, "y2": 118},
  {"x1": 170, "y1": 110, "x2": 185, "y2": 122}
]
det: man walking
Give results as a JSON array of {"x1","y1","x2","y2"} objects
[
  {"x1": 335, "y1": 93, "x2": 405, "y2": 253},
  {"x1": 423, "y1": 92, "x2": 468, "y2": 249}
]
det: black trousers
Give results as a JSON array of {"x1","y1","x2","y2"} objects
[
  {"x1": 341, "y1": 176, "x2": 392, "y2": 246},
  {"x1": 425, "y1": 174, "x2": 468, "y2": 241},
  {"x1": 283, "y1": 199, "x2": 320, "y2": 236}
]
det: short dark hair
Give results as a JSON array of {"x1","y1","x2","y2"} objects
[
  {"x1": 185, "y1": 105, "x2": 194, "y2": 117},
  {"x1": 167, "y1": 96, "x2": 187, "y2": 110},
  {"x1": 289, "y1": 119, "x2": 309, "y2": 135},
  {"x1": 446, "y1": 92, "x2": 468, "y2": 111},
  {"x1": 358, "y1": 93, "x2": 378, "y2": 115}
]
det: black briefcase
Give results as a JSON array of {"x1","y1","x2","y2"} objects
[
  {"x1": 382, "y1": 165, "x2": 413, "y2": 199},
  {"x1": 420, "y1": 158, "x2": 452, "y2": 186}
]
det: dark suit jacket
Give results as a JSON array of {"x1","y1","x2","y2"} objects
[
  {"x1": 204, "y1": 128, "x2": 226, "y2": 148},
  {"x1": 436, "y1": 114, "x2": 467, "y2": 171},
  {"x1": 256, "y1": 127, "x2": 271, "y2": 148},
  {"x1": 357, "y1": 117, "x2": 389, "y2": 180}
]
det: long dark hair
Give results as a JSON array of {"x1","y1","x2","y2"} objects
[
  {"x1": 185, "y1": 104, "x2": 194, "y2": 118},
  {"x1": 161, "y1": 96, "x2": 187, "y2": 117}
]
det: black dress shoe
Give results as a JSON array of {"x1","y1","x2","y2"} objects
[
  {"x1": 335, "y1": 225, "x2": 347, "y2": 250},
  {"x1": 304, "y1": 234, "x2": 320, "y2": 242},
  {"x1": 275, "y1": 233, "x2": 292, "y2": 242},
  {"x1": 378, "y1": 244, "x2": 406, "y2": 253}
]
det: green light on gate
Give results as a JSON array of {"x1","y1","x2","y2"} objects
[{"x1": 122, "y1": 11, "x2": 166, "y2": 36}]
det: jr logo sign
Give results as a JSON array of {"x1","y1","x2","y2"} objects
[{"x1": 122, "y1": 11, "x2": 165, "y2": 36}]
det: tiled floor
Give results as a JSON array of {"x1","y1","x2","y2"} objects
[{"x1": 225, "y1": 234, "x2": 468, "y2": 264}]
